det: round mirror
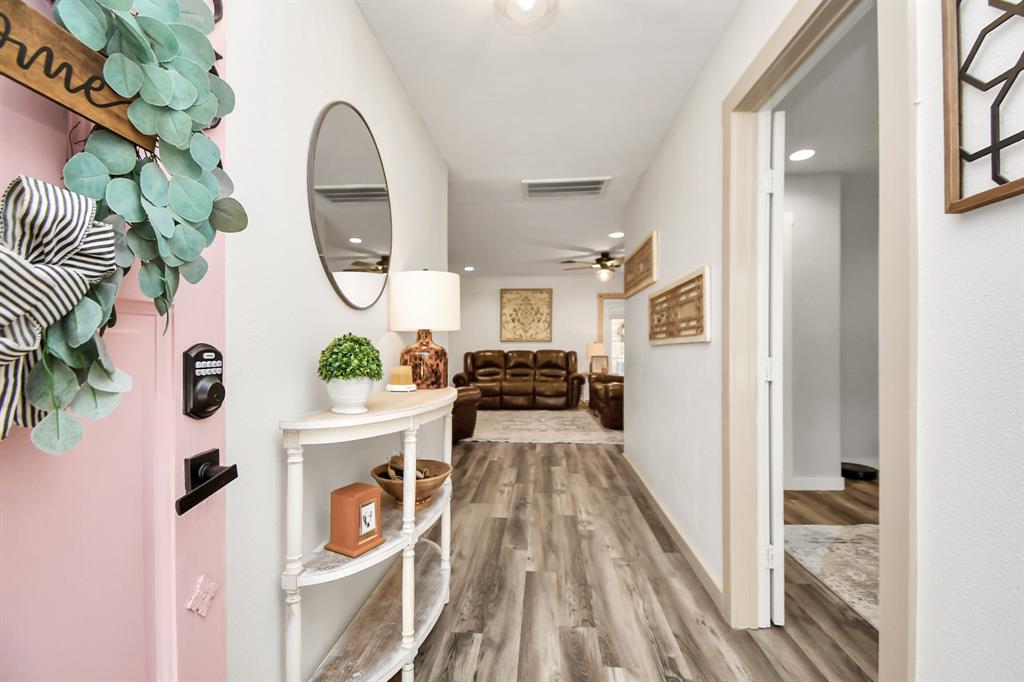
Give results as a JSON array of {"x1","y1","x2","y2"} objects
[{"x1": 308, "y1": 102, "x2": 392, "y2": 310}]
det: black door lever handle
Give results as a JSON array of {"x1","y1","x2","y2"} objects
[{"x1": 176, "y1": 449, "x2": 238, "y2": 516}]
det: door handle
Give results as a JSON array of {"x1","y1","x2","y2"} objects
[{"x1": 176, "y1": 449, "x2": 238, "y2": 516}]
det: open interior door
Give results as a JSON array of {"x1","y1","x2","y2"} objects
[{"x1": 756, "y1": 108, "x2": 787, "y2": 627}]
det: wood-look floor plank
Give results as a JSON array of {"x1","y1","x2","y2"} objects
[
  {"x1": 517, "y1": 571, "x2": 565, "y2": 682},
  {"x1": 557, "y1": 627, "x2": 605, "y2": 682}
]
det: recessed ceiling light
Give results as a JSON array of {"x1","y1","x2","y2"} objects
[
  {"x1": 349, "y1": 237, "x2": 363, "y2": 244},
  {"x1": 608, "y1": 231, "x2": 625, "y2": 239},
  {"x1": 463, "y1": 266, "x2": 475, "y2": 272},
  {"x1": 789, "y1": 149, "x2": 816, "y2": 162}
]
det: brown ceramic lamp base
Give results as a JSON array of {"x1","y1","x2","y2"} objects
[{"x1": 400, "y1": 329, "x2": 448, "y2": 389}]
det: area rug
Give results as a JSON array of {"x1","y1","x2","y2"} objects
[
  {"x1": 466, "y1": 409, "x2": 624, "y2": 444},
  {"x1": 785, "y1": 524, "x2": 879, "y2": 629}
]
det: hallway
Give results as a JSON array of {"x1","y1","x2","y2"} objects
[{"x1": 411, "y1": 442, "x2": 878, "y2": 681}]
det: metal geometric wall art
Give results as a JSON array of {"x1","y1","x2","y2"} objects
[
  {"x1": 500, "y1": 288, "x2": 553, "y2": 342},
  {"x1": 942, "y1": 0, "x2": 1024, "y2": 212}
]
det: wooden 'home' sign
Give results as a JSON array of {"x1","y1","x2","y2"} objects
[
  {"x1": 0, "y1": 0, "x2": 154, "y2": 149},
  {"x1": 648, "y1": 266, "x2": 710, "y2": 345}
]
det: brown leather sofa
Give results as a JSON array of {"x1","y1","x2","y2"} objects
[
  {"x1": 452, "y1": 386, "x2": 481, "y2": 444},
  {"x1": 453, "y1": 350, "x2": 585, "y2": 409},
  {"x1": 588, "y1": 373, "x2": 624, "y2": 430}
]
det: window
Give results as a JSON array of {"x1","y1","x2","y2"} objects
[{"x1": 609, "y1": 317, "x2": 625, "y2": 374}]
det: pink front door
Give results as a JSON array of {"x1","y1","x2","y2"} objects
[{"x1": 0, "y1": 3, "x2": 230, "y2": 680}]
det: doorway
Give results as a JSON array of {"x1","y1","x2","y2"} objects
[
  {"x1": 758, "y1": 4, "x2": 882, "y2": 632},
  {"x1": 720, "y1": 0, "x2": 917, "y2": 677}
]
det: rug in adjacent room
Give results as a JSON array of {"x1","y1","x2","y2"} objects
[
  {"x1": 785, "y1": 524, "x2": 879, "y2": 629},
  {"x1": 466, "y1": 409, "x2": 624, "y2": 444}
]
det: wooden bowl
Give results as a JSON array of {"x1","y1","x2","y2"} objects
[{"x1": 371, "y1": 459, "x2": 452, "y2": 511}]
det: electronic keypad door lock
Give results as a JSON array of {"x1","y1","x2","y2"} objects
[{"x1": 184, "y1": 343, "x2": 225, "y2": 419}]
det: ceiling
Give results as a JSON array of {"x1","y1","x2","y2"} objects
[
  {"x1": 780, "y1": 7, "x2": 879, "y2": 176},
  {"x1": 357, "y1": 0, "x2": 741, "y2": 276}
]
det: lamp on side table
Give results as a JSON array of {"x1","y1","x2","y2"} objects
[{"x1": 389, "y1": 270, "x2": 461, "y2": 389}]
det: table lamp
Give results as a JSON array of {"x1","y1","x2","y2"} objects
[
  {"x1": 389, "y1": 270, "x2": 461, "y2": 389},
  {"x1": 586, "y1": 342, "x2": 608, "y2": 374}
]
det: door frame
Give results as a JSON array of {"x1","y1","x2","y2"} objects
[{"x1": 720, "y1": 0, "x2": 917, "y2": 679}]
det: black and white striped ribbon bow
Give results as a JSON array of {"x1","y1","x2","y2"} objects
[{"x1": 0, "y1": 176, "x2": 116, "y2": 439}]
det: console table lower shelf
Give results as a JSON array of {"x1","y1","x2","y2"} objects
[{"x1": 310, "y1": 540, "x2": 448, "y2": 682}]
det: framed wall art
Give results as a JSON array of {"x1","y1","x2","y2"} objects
[
  {"x1": 648, "y1": 266, "x2": 710, "y2": 345},
  {"x1": 623, "y1": 230, "x2": 657, "y2": 297},
  {"x1": 500, "y1": 288, "x2": 553, "y2": 342},
  {"x1": 941, "y1": 0, "x2": 1024, "y2": 213}
]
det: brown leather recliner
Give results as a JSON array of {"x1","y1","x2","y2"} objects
[
  {"x1": 452, "y1": 386, "x2": 481, "y2": 444},
  {"x1": 453, "y1": 350, "x2": 585, "y2": 409},
  {"x1": 588, "y1": 373, "x2": 624, "y2": 430}
]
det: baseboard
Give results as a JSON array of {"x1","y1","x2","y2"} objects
[
  {"x1": 784, "y1": 475, "x2": 846, "y2": 491},
  {"x1": 620, "y1": 451, "x2": 724, "y2": 608}
]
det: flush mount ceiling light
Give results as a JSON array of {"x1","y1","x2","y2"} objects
[
  {"x1": 789, "y1": 149, "x2": 816, "y2": 161},
  {"x1": 495, "y1": 0, "x2": 558, "y2": 33},
  {"x1": 463, "y1": 266, "x2": 475, "y2": 272},
  {"x1": 608, "y1": 231, "x2": 625, "y2": 239},
  {"x1": 349, "y1": 237, "x2": 363, "y2": 244}
]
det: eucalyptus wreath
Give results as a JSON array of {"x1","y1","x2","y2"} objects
[
  {"x1": 318, "y1": 335, "x2": 384, "y2": 383},
  {"x1": 23, "y1": 0, "x2": 247, "y2": 455}
]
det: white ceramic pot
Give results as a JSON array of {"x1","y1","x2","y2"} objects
[{"x1": 326, "y1": 378, "x2": 373, "y2": 414}]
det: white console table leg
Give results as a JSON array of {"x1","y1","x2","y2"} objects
[
  {"x1": 441, "y1": 413, "x2": 452, "y2": 602},
  {"x1": 284, "y1": 439, "x2": 304, "y2": 682},
  {"x1": 401, "y1": 428, "x2": 417, "y2": 676}
]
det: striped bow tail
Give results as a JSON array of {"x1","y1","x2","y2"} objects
[{"x1": 0, "y1": 176, "x2": 116, "y2": 439}]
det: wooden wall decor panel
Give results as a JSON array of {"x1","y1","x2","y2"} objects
[
  {"x1": 500, "y1": 288, "x2": 553, "y2": 342},
  {"x1": 941, "y1": 0, "x2": 1024, "y2": 213},
  {"x1": 623, "y1": 230, "x2": 657, "y2": 298},
  {"x1": 648, "y1": 266, "x2": 710, "y2": 345},
  {"x1": 0, "y1": 0, "x2": 154, "y2": 150}
]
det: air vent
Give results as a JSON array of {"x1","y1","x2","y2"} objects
[
  {"x1": 314, "y1": 184, "x2": 388, "y2": 203},
  {"x1": 522, "y1": 177, "x2": 611, "y2": 199}
]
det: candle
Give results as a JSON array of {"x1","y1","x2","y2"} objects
[{"x1": 390, "y1": 365, "x2": 413, "y2": 385}]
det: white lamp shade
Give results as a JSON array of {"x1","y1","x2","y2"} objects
[
  {"x1": 586, "y1": 342, "x2": 606, "y2": 357},
  {"x1": 389, "y1": 270, "x2": 461, "y2": 331}
]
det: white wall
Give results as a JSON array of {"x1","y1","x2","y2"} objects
[
  {"x1": 224, "y1": 2, "x2": 448, "y2": 679},
  {"x1": 622, "y1": 0, "x2": 797, "y2": 585},
  {"x1": 913, "y1": 2, "x2": 1024, "y2": 678},
  {"x1": 783, "y1": 174, "x2": 843, "y2": 490},
  {"x1": 839, "y1": 170, "x2": 879, "y2": 468},
  {"x1": 449, "y1": 274, "x2": 620, "y2": 390}
]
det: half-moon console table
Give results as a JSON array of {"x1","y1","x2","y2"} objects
[{"x1": 279, "y1": 388, "x2": 457, "y2": 682}]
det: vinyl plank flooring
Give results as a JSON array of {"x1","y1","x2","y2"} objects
[{"x1": 406, "y1": 441, "x2": 877, "y2": 682}]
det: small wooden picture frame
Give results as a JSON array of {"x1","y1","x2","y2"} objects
[
  {"x1": 326, "y1": 483, "x2": 384, "y2": 557},
  {"x1": 623, "y1": 230, "x2": 657, "y2": 298},
  {"x1": 590, "y1": 356, "x2": 609, "y2": 374}
]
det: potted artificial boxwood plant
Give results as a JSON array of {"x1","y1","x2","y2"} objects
[{"x1": 318, "y1": 334, "x2": 383, "y2": 414}]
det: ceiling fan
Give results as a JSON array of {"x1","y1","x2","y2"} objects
[
  {"x1": 342, "y1": 255, "x2": 390, "y2": 273},
  {"x1": 562, "y1": 251, "x2": 623, "y2": 281}
]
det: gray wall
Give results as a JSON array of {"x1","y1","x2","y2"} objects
[
  {"x1": 783, "y1": 174, "x2": 844, "y2": 489},
  {"x1": 839, "y1": 171, "x2": 879, "y2": 468},
  {"x1": 783, "y1": 172, "x2": 880, "y2": 489}
]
